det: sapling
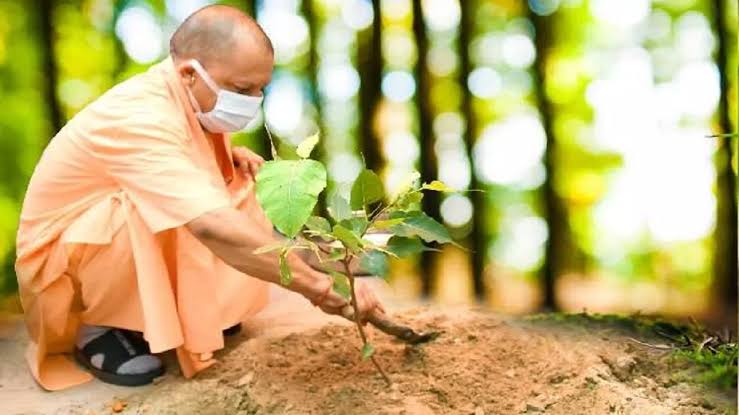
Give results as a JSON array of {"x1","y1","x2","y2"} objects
[{"x1": 253, "y1": 129, "x2": 456, "y2": 384}]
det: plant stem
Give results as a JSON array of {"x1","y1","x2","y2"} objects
[{"x1": 343, "y1": 257, "x2": 392, "y2": 385}]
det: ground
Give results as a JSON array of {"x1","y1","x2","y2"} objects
[{"x1": 1, "y1": 285, "x2": 735, "y2": 415}]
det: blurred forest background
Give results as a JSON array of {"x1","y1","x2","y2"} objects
[{"x1": 0, "y1": 0, "x2": 736, "y2": 327}]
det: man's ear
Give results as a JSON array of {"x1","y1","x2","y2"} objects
[{"x1": 176, "y1": 61, "x2": 197, "y2": 86}]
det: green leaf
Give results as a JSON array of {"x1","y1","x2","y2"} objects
[
  {"x1": 390, "y1": 211, "x2": 452, "y2": 244},
  {"x1": 296, "y1": 132, "x2": 320, "y2": 158},
  {"x1": 360, "y1": 250, "x2": 389, "y2": 278},
  {"x1": 276, "y1": 141, "x2": 301, "y2": 160},
  {"x1": 306, "y1": 216, "x2": 332, "y2": 234},
  {"x1": 395, "y1": 191, "x2": 423, "y2": 211},
  {"x1": 361, "y1": 343, "x2": 375, "y2": 360},
  {"x1": 350, "y1": 169, "x2": 384, "y2": 210},
  {"x1": 422, "y1": 180, "x2": 455, "y2": 192},
  {"x1": 256, "y1": 160, "x2": 327, "y2": 238},
  {"x1": 328, "y1": 193, "x2": 352, "y2": 222},
  {"x1": 278, "y1": 250, "x2": 293, "y2": 286},
  {"x1": 328, "y1": 248, "x2": 346, "y2": 262},
  {"x1": 371, "y1": 218, "x2": 404, "y2": 230},
  {"x1": 332, "y1": 224, "x2": 363, "y2": 252},
  {"x1": 338, "y1": 217, "x2": 369, "y2": 236},
  {"x1": 253, "y1": 241, "x2": 291, "y2": 255},
  {"x1": 394, "y1": 171, "x2": 421, "y2": 196},
  {"x1": 328, "y1": 270, "x2": 351, "y2": 301},
  {"x1": 386, "y1": 236, "x2": 425, "y2": 257}
]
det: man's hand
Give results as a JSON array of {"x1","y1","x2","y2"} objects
[
  {"x1": 312, "y1": 277, "x2": 385, "y2": 324},
  {"x1": 352, "y1": 279, "x2": 386, "y2": 323},
  {"x1": 232, "y1": 146, "x2": 265, "y2": 180}
]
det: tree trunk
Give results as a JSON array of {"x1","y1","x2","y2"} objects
[
  {"x1": 458, "y1": 0, "x2": 486, "y2": 302},
  {"x1": 411, "y1": 0, "x2": 439, "y2": 298},
  {"x1": 38, "y1": 0, "x2": 63, "y2": 136},
  {"x1": 529, "y1": 10, "x2": 571, "y2": 311},
  {"x1": 710, "y1": 0, "x2": 738, "y2": 325},
  {"x1": 357, "y1": 0, "x2": 383, "y2": 172}
]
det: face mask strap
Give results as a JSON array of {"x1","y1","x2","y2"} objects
[{"x1": 189, "y1": 59, "x2": 221, "y2": 95}]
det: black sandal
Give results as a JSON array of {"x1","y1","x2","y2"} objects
[
  {"x1": 223, "y1": 323, "x2": 242, "y2": 337},
  {"x1": 74, "y1": 328, "x2": 165, "y2": 386}
]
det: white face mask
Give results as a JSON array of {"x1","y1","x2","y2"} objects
[{"x1": 186, "y1": 59, "x2": 263, "y2": 133}]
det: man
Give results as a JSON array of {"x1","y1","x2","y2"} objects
[{"x1": 15, "y1": 5, "x2": 383, "y2": 390}]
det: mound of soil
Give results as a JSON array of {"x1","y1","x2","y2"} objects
[{"x1": 111, "y1": 308, "x2": 733, "y2": 415}]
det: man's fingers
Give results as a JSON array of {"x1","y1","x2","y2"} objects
[
  {"x1": 358, "y1": 286, "x2": 375, "y2": 322},
  {"x1": 232, "y1": 147, "x2": 264, "y2": 179},
  {"x1": 248, "y1": 163, "x2": 258, "y2": 180},
  {"x1": 375, "y1": 301, "x2": 386, "y2": 315},
  {"x1": 250, "y1": 154, "x2": 265, "y2": 164}
]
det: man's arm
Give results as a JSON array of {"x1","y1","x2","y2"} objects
[
  {"x1": 186, "y1": 206, "x2": 384, "y2": 320},
  {"x1": 186, "y1": 206, "x2": 331, "y2": 301}
]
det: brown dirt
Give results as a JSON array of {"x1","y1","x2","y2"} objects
[{"x1": 87, "y1": 308, "x2": 735, "y2": 415}]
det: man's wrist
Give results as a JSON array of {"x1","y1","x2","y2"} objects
[{"x1": 288, "y1": 261, "x2": 330, "y2": 301}]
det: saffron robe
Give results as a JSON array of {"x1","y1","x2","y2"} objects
[{"x1": 15, "y1": 57, "x2": 270, "y2": 391}]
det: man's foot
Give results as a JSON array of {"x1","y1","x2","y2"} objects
[{"x1": 74, "y1": 325, "x2": 164, "y2": 386}]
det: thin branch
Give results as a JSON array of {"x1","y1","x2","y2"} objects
[
  {"x1": 343, "y1": 257, "x2": 392, "y2": 385},
  {"x1": 627, "y1": 337, "x2": 674, "y2": 351}
]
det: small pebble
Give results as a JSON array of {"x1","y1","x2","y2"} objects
[
  {"x1": 111, "y1": 400, "x2": 126, "y2": 413},
  {"x1": 525, "y1": 403, "x2": 543, "y2": 413},
  {"x1": 237, "y1": 372, "x2": 255, "y2": 386}
]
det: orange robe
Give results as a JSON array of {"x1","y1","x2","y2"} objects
[{"x1": 15, "y1": 57, "x2": 270, "y2": 391}]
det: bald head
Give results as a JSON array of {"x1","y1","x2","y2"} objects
[
  {"x1": 170, "y1": 5, "x2": 273, "y2": 66},
  {"x1": 171, "y1": 5, "x2": 274, "y2": 117}
]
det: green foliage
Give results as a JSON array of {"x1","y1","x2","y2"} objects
[
  {"x1": 276, "y1": 142, "x2": 300, "y2": 160},
  {"x1": 305, "y1": 216, "x2": 332, "y2": 234},
  {"x1": 386, "y1": 236, "x2": 426, "y2": 257},
  {"x1": 278, "y1": 250, "x2": 293, "y2": 286},
  {"x1": 332, "y1": 224, "x2": 363, "y2": 252},
  {"x1": 361, "y1": 343, "x2": 375, "y2": 360},
  {"x1": 255, "y1": 159, "x2": 327, "y2": 238},
  {"x1": 338, "y1": 217, "x2": 369, "y2": 236},
  {"x1": 673, "y1": 345, "x2": 738, "y2": 390},
  {"x1": 370, "y1": 218, "x2": 404, "y2": 230},
  {"x1": 327, "y1": 247, "x2": 346, "y2": 262},
  {"x1": 329, "y1": 270, "x2": 351, "y2": 301},
  {"x1": 421, "y1": 180, "x2": 456, "y2": 192},
  {"x1": 350, "y1": 169, "x2": 384, "y2": 210},
  {"x1": 254, "y1": 132, "x2": 457, "y2": 375},
  {"x1": 296, "y1": 132, "x2": 320, "y2": 158},
  {"x1": 389, "y1": 211, "x2": 452, "y2": 244},
  {"x1": 359, "y1": 251, "x2": 389, "y2": 278},
  {"x1": 395, "y1": 191, "x2": 423, "y2": 211},
  {"x1": 328, "y1": 193, "x2": 352, "y2": 222}
]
